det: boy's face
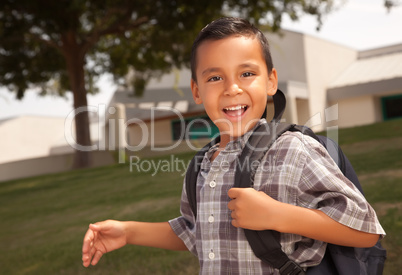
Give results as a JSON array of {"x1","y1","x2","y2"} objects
[{"x1": 191, "y1": 35, "x2": 278, "y2": 139}]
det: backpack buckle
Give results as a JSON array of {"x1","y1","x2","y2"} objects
[{"x1": 279, "y1": 260, "x2": 306, "y2": 275}]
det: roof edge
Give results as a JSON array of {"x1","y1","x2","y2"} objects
[
  {"x1": 358, "y1": 43, "x2": 402, "y2": 59},
  {"x1": 327, "y1": 77, "x2": 402, "y2": 101}
]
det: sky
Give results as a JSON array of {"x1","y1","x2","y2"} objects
[{"x1": 1, "y1": 0, "x2": 401, "y2": 121}]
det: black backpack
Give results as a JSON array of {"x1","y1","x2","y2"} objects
[{"x1": 185, "y1": 90, "x2": 386, "y2": 275}]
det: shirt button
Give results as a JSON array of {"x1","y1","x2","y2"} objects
[
  {"x1": 209, "y1": 180, "x2": 216, "y2": 188},
  {"x1": 209, "y1": 252, "x2": 215, "y2": 260},
  {"x1": 208, "y1": 215, "x2": 214, "y2": 223}
]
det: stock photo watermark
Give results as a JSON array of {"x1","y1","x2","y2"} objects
[
  {"x1": 64, "y1": 103, "x2": 339, "y2": 175},
  {"x1": 129, "y1": 154, "x2": 290, "y2": 177}
]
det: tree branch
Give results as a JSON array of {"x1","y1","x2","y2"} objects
[
  {"x1": 99, "y1": 15, "x2": 149, "y2": 37},
  {"x1": 28, "y1": 32, "x2": 61, "y2": 50},
  {"x1": 82, "y1": 8, "x2": 149, "y2": 54}
]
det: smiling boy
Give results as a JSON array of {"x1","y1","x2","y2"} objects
[
  {"x1": 190, "y1": 33, "x2": 277, "y2": 145},
  {"x1": 82, "y1": 17, "x2": 385, "y2": 274}
]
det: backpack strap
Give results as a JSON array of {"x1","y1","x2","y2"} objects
[
  {"x1": 185, "y1": 136, "x2": 220, "y2": 219},
  {"x1": 234, "y1": 122, "x2": 292, "y2": 188},
  {"x1": 234, "y1": 122, "x2": 306, "y2": 275},
  {"x1": 272, "y1": 89, "x2": 287, "y2": 123}
]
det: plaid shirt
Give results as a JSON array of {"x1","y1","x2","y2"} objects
[{"x1": 169, "y1": 119, "x2": 385, "y2": 274}]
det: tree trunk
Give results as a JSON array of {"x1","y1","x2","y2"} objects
[
  {"x1": 71, "y1": 79, "x2": 92, "y2": 169},
  {"x1": 62, "y1": 32, "x2": 92, "y2": 169}
]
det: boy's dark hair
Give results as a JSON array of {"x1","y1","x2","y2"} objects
[{"x1": 191, "y1": 17, "x2": 274, "y2": 83}]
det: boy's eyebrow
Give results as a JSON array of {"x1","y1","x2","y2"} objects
[
  {"x1": 239, "y1": 62, "x2": 259, "y2": 70},
  {"x1": 201, "y1": 63, "x2": 260, "y2": 77},
  {"x1": 201, "y1": 67, "x2": 221, "y2": 77}
]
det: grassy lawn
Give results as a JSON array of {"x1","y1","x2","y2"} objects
[
  {"x1": 1, "y1": 119, "x2": 401, "y2": 274},
  {"x1": 334, "y1": 119, "x2": 402, "y2": 275},
  {"x1": 0, "y1": 153, "x2": 199, "y2": 275}
]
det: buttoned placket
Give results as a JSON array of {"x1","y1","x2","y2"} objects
[
  {"x1": 206, "y1": 146, "x2": 229, "y2": 263},
  {"x1": 207, "y1": 172, "x2": 218, "y2": 262},
  {"x1": 201, "y1": 137, "x2": 246, "y2": 266}
]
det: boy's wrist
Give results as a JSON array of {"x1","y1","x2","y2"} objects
[
  {"x1": 122, "y1": 221, "x2": 136, "y2": 245},
  {"x1": 269, "y1": 202, "x2": 302, "y2": 233}
]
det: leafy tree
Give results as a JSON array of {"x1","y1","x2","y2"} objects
[
  {"x1": 385, "y1": 0, "x2": 401, "y2": 12},
  {"x1": 0, "y1": 0, "x2": 338, "y2": 168}
]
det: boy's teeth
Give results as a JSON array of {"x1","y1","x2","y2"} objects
[
  {"x1": 223, "y1": 105, "x2": 247, "y2": 117},
  {"x1": 224, "y1": 105, "x2": 246, "y2": 111}
]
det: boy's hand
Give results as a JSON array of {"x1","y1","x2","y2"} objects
[
  {"x1": 82, "y1": 220, "x2": 127, "y2": 267},
  {"x1": 228, "y1": 188, "x2": 381, "y2": 247},
  {"x1": 228, "y1": 188, "x2": 282, "y2": 231}
]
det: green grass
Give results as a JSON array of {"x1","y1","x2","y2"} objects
[
  {"x1": 1, "y1": 119, "x2": 402, "y2": 274},
  {"x1": 336, "y1": 119, "x2": 402, "y2": 275},
  {"x1": 0, "y1": 153, "x2": 199, "y2": 275},
  {"x1": 330, "y1": 118, "x2": 402, "y2": 145}
]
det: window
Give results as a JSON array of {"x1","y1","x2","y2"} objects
[
  {"x1": 381, "y1": 94, "x2": 402, "y2": 120},
  {"x1": 171, "y1": 116, "x2": 219, "y2": 141}
]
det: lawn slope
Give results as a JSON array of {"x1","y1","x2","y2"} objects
[{"x1": 1, "y1": 119, "x2": 401, "y2": 274}]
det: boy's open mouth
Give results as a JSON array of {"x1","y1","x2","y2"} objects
[{"x1": 223, "y1": 104, "x2": 248, "y2": 117}]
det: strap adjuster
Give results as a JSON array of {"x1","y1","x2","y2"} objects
[{"x1": 279, "y1": 260, "x2": 306, "y2": 275}]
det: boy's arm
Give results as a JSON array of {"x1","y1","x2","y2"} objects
[
  {"x1": 125, "y1": 221, "x2": 188, "y2": 250},
  {"x1": 82, "y1": 220, "x2": 187, "y2": 267},
  {"x1": 227, "y1": 188, "x2": 380, "y2": 248}
]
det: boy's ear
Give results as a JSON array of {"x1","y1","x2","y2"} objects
[
  {"x1": 191, "y1": 79, "x2": 203, "y2": 104},
  {"x1": 267, "y1": 68, "x2": 278, "y2": 96}
]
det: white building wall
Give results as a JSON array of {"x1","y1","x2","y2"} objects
[
  {"x1": 303, "y1": 35, "x2": 357, "y2": 130},
  {"x1": 296, "y1": 99, "x2": 310, "y2": 125},
  {"x1": 127, "y1": 119, "x2": 173, "y2": 148},
  {"x1": 268, "y1": 31, "x2": 309, "y2": 125},
  {"x1": 0, "y1": 116, "x2": 68, "y2": 164},
  {"x1": 268, "y1": 31, "x2": 307, "y2": 84},
  {"x1": 336, "y1": 95, "x2": 379, "y2": 128},
  {"x1": 0, "y1": 115, "x2": 102, "y2": 164}
]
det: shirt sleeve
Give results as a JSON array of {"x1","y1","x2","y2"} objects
[
  {"x1": 168, "y1": 178, "x2": 199, "y2": 256},
  {"x1": 291, "y1": 132, "x2": 386, "y2": 236}
]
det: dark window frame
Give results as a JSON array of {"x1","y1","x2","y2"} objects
[{"x1": 381, "y1": 94, "x2": 402, "y2": 120}]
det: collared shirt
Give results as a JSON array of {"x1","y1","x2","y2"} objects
[{"x1": 169, "y1": 119, "x2": 385, "y2": 274}]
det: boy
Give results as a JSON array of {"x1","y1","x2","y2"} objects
[{"x1": 82, "y1": 17, "x2": 385, "y2": 273}]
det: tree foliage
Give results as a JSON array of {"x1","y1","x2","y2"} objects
[
  {"x1": 0, "y1": 0, "x2": 338, "y2": 167},
  {"x1": 384, "y1": 0, "x2": 401, "y2": 12}
]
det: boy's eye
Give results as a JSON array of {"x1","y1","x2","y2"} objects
[
  {"x1": 242, "y1": 72, "x2": 255, "y2": 77},
  {"x1": 207, "y1": 76, "x2": 222, "y2": 82}
]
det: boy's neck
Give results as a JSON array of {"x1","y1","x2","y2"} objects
[
  {"x1": 218, "y1": 134, "x2": 232, "y2": 149},
  {"x1": 209, "y1": 134, "x2": 231, "y2": 162},
  {"x1": 218, "y1": 119, "x2": 263, "y2": 147}
]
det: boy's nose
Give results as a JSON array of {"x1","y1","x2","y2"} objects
[{"x1": 224, "y1": 83, "x2": 243, "y2": 96}]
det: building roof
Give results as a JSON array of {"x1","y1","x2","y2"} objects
[
  {"x1": 329, "y1": 51, "x2": 402, "y2": 89},
  {"x1": 111, "y1": 87, "x2": 205, "y2": 121},
  {"x1": 327, "y1": 44, "x2": 402, "y2": 101},
  {"x1": 0, "y1": 117, "x2": 13, "y2": 126}
]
